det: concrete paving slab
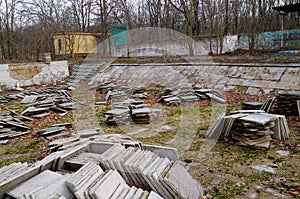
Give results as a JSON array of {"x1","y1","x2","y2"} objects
[
  {"x1": 162, "y1": 161, "x2": 203, "y2": 199},
  {"x1": 24, "y1": 174, "x2": 73, "y2": 199},
  {"x1": 7, "y1": 170, "x2": 62, "y2": 199}
]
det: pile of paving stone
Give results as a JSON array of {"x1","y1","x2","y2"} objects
[
  {"x1": 207, "y1": 111, "x2": 290, "y2": 148},
  {"x1": 105, "y1": 99, "x2": 150, "y2": 125},
  {"x1": 0, "y1": 112, "x2": 31, "y2": 144},
  {"x1": 275, "y1": 92, "x2": 300, "y2": 116},
  {"x1": 0, "y1": 87, "x2": 75, "y2": 143},
  {"x1": 100, "y1": 144, "x2": 203, "y2": 198},
  {"x1": 1, "y1": 135, "x2": 203, "y2": 199},
  {"x1": 158, "y1": 88, "x2": 226, "y2": 105},
  {"x1": 66, "y1": 162, "x2": 163, "y2": 199}
]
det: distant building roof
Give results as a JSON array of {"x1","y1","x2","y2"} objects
[
  {"x1": 273, "y1": 3, "x2": 300, "y2": 13},
  {"x1": 52, "y1": 32, "x2": 110, "y2": 37}
]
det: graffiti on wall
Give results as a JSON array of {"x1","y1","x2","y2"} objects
[{"x1": 237, "y1": 29, "x2": 300, "y2": 50}]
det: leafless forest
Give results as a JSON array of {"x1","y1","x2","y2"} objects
[{"x1": 0, "y1": 0, "x2": 300, "y2": 62}]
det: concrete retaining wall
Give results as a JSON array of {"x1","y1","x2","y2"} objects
[
  {"x1": 90, "y1": 62, "x2": 300, "y2": 95},
  {"x1": 0, "y1": 61, "x2": 69, "y2": 90}
]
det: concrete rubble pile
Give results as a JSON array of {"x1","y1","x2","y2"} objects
[
  {"x1": 207, "y1": 111, "x2": 290, "y2": 148},
  {"x1": 0, "y1": 134, "x2": 203, "y2": 199},
  {"x1": 158, "y1": 88, "x2": 226, "y2": 106},
  {"x1": 275, "y1": 92, "x2": 300, "y2": 116}
]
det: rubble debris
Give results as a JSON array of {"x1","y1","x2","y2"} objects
[
  {"x1": 275, "y1": 92, "x2": 300, "y2": 116},
  {"x1": 207, "y1": 112, "x2": 290, "y2": 148}
]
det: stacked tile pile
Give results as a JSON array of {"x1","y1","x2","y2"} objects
[
  {"x1": 105, "y1": 100, "x2": 150, "y2": 125},
  {"x1": 131, "y1": 86, "x2": 149, "y2": 99},
  {"x1": 207, "y1": 112, "x2": 290, "y2": 148},
  {"x1": 158, "y1": 88, "x2": 226, "y2": 105},
  {"x1": 104, "y1": 108, "x2": 130, "y2": 125},
  {"x1": 275, "y1": 92, "x2": 300, "y2": 116},
  {"x1": 129, "y1": 101, "x2": 150, "y2": 124},
  {"x1": 0, "y1": 112, "x2": 30, "y2": 144},
  {"x1": 100, "y1": 144, "x2": 203, "y2": 199},
  {"x1": 66, "y1": 162, "x2": 163, "y2": 199},
  {"x1": 230, "y1": 114, "x2": 276, "y2": 148}
]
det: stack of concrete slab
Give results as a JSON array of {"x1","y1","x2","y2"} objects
[
  {"x1": 36, "y1": 125, "x2": 69, "y2": 140},
  {"x1": 158, "y1": 88, "x2": 226, "y2": 105},
  {"x1": 131, "y1": 86, "x2": 149, "y2": 99},
  {"x1": 194, "y1": 89, "x2": 226, "y2": 103},
  {"x1": 104, "y1": 108, "x2": 130, "y2": 125},
  {"x1": 272, "y1": 114, "x2": 290, "y2": 140},
  {"x1": 230, "y1": 114, "x2": 276, "y2": 148},
  {"x1": 100, "y1": 144, "x2": 203, "y2": 198},
  {"x1": 275, "y1": 92, "x2": 300, "y2": 116},
  {"x1": 130, "y1": 102, "x2": 150, "y2": 124},
  {"x1": 0, "y1": 112, "x2": 30, "y2": 144},
  {"x1": 66, "y1": 162, "x2": 163, "y2": 199},
  {"x1": 207, "y1": 112, "x2": 290, "y2": 148},
  {"x1": 177, "y1": 90, "x2": 199, "y2": 102}
]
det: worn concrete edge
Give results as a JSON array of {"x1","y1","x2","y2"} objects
[
  {"x1": 110, "y1": 62, "x2": 300, "y2": 67},
  {"x1": 0, "y1": 166, "x2": 40, "y2": 199}
]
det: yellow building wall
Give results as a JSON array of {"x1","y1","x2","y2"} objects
[{"x1": 53, "y1": 34, "x2": 98, "y2": 56}]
